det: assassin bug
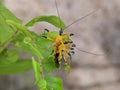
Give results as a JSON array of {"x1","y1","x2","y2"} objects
[{"x1": 42, "y1": 0, "x2": 101, "y2": 68}]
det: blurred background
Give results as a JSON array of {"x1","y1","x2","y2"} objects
[{"x1": 1, "y1": 0, "x2": 120, "y2": 90}]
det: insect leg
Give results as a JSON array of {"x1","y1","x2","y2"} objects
[
  {"x1": 44, "y1": 28, "x2": 49, "y2": 32},
  {"x1": 67, "y1": 52, "x2": 72, "y2": 65}
]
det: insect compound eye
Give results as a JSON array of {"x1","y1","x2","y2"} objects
[
  {"x1": 44, "y1": 28, "x2": 49, "y2": 32},
  {"x1": 70, "y1": 33, "x2": 74, "y2": 36}
]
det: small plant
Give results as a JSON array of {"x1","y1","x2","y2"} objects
[
  {"x1": 0, "y1": 2, "x2": 68, "y2": 90},
  {"x1": 0, "y1": 1, "x2": 102, "y2": 89}
]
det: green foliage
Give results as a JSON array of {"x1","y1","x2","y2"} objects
[
  {"x1": 0, "y1": 2, "x2": 66, "y2": 90},
  {"x1": 45, "y1": 76, "x2": 63, "y2": 90},
  {"x1": 0, "y1": 49, "x2": 19, "y2": 64},
  {"x1": 0, "y1": 59, "x2": 33, "y2": 74},
  {"x1": 25, "y1": 15, "x2": 66, "y2": 29},
  {"x1": 0, "y1": 2, "x2": 21, "y2": 44},
  {"x1": 32, "y1": 57, "x2": 42, "y2": 83},
  {"x1": 43, "y1": 55, "x2": 57, "y2": 73}
]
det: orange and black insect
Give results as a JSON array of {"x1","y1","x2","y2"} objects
[
  {"x1": 42, "y1": 0, "x2": 101, "y2": 68},
  {"x1": 43, "y1": 28, "x2": 76, "y2": 68}
]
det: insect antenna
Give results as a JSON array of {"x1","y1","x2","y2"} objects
[
  {"x1": 76, "y1": 47, "x2": 103, "y2": 56},
  {"x1": 55, "y1": 0, "x2": 99, "y2": 32},
  {"x1": 54, "y1": 0, "x2": 102, "y2": 56},
  {"x1": 55, "y1": 0, "x2": 63, "y2": 35},
  {"x1": 64, "y1": 9, "x2": 99, "y2": 30}
]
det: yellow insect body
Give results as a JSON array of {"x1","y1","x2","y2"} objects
[
  {"x1": 43, "y1": 29, "x2": 75, "y2": 68},
  {"x1": 53, "y1": 34, "x2": 74, "y2": 67}
]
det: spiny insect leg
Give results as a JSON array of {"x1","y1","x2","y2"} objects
[
  {"x1": 60, "y1": 54, "x2": 67, "y2": 66},
  {"x1": 70, "y1": 33, "x2": 74, "y2": 36},
  {"x1": 64, "y1": 41, "x2": 73, "y2": 44},
  {"x1": 72, "y1": 44, "x2": 76, "y2": 47},
  {"x1": 63, "y1": 53, "x2": 68, "y2": 65},
  {"x1": 44, "y1": 28, "x2": 49, "y2": 32},
  {"x1": 70, "y1": 48, "x2": 74, "y2": 50},
  {"x1": 68, "y1": 53, "x2": 72, "y2": 65},
  {"x1": 41, "y1": 29, "x2": 49, "y2": 38},
  {"x1": 70, "y1": 51, "x2": 75, "y2": 55}
]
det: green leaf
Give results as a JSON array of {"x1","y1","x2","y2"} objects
[
  {"x1": 32, "y1": 58, "x2": 48, "y2": 90},
  {"x1": 36, "y1": 37, "x2": 53, "y2": 58},
  {"x1": 45, "y1": 76, "x2": 63, "y2": 90},
  {"x1": 25, "y1": 15, "x2": 66, "y2": 29},
  {"x1": 14, "y1": 33, "x2": 34, "y2": 54},
  {"x1": 0, "y1": 59, "x2": 33, "y2": 74},
  {"x1": 32, "y1": 58, "x2": 42, "y2": 83},
  {"x1": 44, "y1": 55, "x2": 58, "y2": 73},
  {"x1": 6, "y1": 20, "x2": 27, "y2": 31},
  {"x1": 0, "y1": 2, "x2": 21, "y2": 23},
  {"x1": 37, "y1": 79, "x2": 47, "y2": 90},
  {"x1": 0, "y1": 49, "x2": 19, "y2": 65},
  {"x1": 0, "y1": 15, "x2": 14, "y2": 44},
  {"x1": 0, "y1": 2, "x2": 22, "y2": 44},
  {"x1": 6, "y1": 20, "x2": 34, "y2": 40}
]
